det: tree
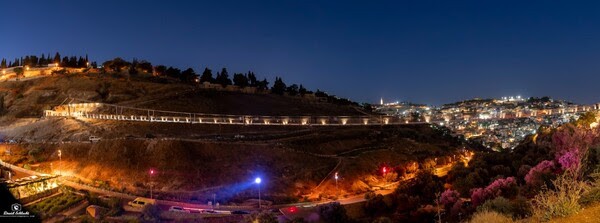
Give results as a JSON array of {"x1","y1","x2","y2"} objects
[
  {"x1": 13, "y1": 58, "x2": 20, "y2": 67},
  {"x1": 286, "y1": 84, "x2": 299, "y2": 96},
  {"x1": 68, "y1": 56, "x2": 77, "y2": 67},
  {"x1": 215, "y1": 68, "x2": 232, "y2": 86},
  {"x1": 233, "y1": 73, "x2": 249, "y2": 87},
  {"x1": 128, "y1": 59, "x2": 138, "y2": 75},
  {"x1": 102, "y1": 57, "x2": 131, "y2": 72},
  {"x1": 13, "y1": 67, "x2": 24, "y2": 81},
  {"x1": 200, "y1": 68, "x2": 214, "y2": 83},
  {"x1": 180, "y1": 68, "x2": 197, "y2": 83},
  {"x1": 39, "y1": 54, "x2": 46, "y2": 66},
  {"x1": 271, "y1": 77, "x2": 286, "y2": 95},
  {"x1": 61, "y1": 56, "x2": 68, "y2": 67},
  {"x1": 23, "y1": 56, "x2": 30, "y2": 67},
  {"x1": 317, "y1": 202, "x2": 349, "y2": 223},
  {"x1": 299, "y1": 84, "x2": 307, "y2": 96},
  {"x1": 364, "y1": 194, "x2": 389, "y2": 217},
  {"x1": 257, "y1": 78, "x2": 269, "y2": 90},
  {"x1": 136, "y1": 60, "x2": 153, "y2": 73},
  {"x1": 53, "y1": 52, "x2": 61, "y2": 64},
  {"x1": 243, "y1": 211, "x2": 277, "y2": 223},
  {"x1": 0, "y1": 59, "x2": 6, "y2": 69},
  {"x1": 154, "y1": 65, "x2": 167, "y2": 76},
  {"x1": 165, "y1": 67, "x2": 181, "y2": 78},
  {"x1": 248, "y1": 71, "x2": 258, "y2": 86}
]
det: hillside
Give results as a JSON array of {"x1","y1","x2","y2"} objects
[{"x1": 0, "y1": 73, "x2": 470, "y2": 207}]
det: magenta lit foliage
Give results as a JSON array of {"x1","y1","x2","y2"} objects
[
  {"x1": 552, "y1": 125, "x2": 596, "y2": 167},
  {"x1": 470, "y1": 177, "x2": 517, "y2": 206},
  {"x1": 524, "y1": 160, "x2": 554, "y2": 186},
  {"x1": 450, "y1": 199, "x2": 464, "y2": 217},
  {"x1": 440, "y1": 189, "x2": 460, "y2": 207},
  {"x1": 558, "y1": 150, "x2": 580, "y2": 171}
]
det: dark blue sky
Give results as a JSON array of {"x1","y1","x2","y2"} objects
[{"x1": 2, "y1": 1, "x2": 600, "y2": 105}]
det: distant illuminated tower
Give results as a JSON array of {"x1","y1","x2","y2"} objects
[{"x1": 380, "y1": 98, "x2": 383, "y2": 105}]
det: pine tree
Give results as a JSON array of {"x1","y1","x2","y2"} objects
[
  {"x1": 200, "y1": 68, "x2": 214, "y2": 83},
  {"x1": 233, "y1": 73, "x2": 249, "y2": 87},
  {"x1": 248, "y1": 71, "x2": 257, "y2": 87},
  {"x1": 53, "y1": 52, "x2": 61, "y2": 64},
  {"x1": 0, "y1": 59, "x2": 6, "y2": 69},
  {"x1": 61, "y1": 56, "x2": 69, "y2": 67},
  {"x1": 40, "y1": 54, "x2": 46, "y2": 66},
  {"x1": 271, "y1": 77, "x2": 287, "y2": 95},
  {"x1": 215, "y1": 68, "x2": 232, "y2": 86},
  {"x1": 299, "y1": 84, "x2": 307, "y2": 96}
]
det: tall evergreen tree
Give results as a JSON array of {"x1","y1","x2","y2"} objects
[
  {"x1": 299, "y1": 84, "x2": 307, "y2": 96},
  {"x1": 154, "y1": 65, "x2": 167, "y2": 76},
  {"x1": 69, "y1": 56, "x2": 77, "y2": 67},
  {"x1": 0, "y1": 59, "x2": 6, "y2": 69},
  {"x1": 77, "y1": 57, "x2": 86, "y2": 68},
  {"x1": 181, "y1": 68, "x2": 197, "y2": 83},
  {"x1": 248, "y1": 71, "x2": 257, "y2": 86},
  {"x1": 233, "y1": 73, "x2": 249, "y2": 87},
  {"x1": 40, "y1": 54, "x2": 46, "y2": 66},
  {"x1": 271, "y1": 77, "x2": 287, "y2": 95},
  {"x1": 53, "y1": 52, "x2": 61, "y2": 64},
  {"x1": 200, "y1": 68, "x2": 214, "y2": 83},
  {"x1": 257, "y1": 78, "x2": 269, "y2": 90},
  {"x1": 215, "y1": 68, "x2": 232, "y2": 86}
]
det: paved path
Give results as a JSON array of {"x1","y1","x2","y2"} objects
[{"x1": 45, "y1": 100, "x2": 430, "y2": 127}]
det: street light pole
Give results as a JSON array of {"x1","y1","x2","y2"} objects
[
  {"x1": 334, "y1": 172, "x2": 339, "y2": 199},
  {"x1": 255, "y1": 177, "x2": 262, "y2": 209},
  {"x1": 149, "y1": 169, "x2": 155, "y2": 199},
  {"x1": 58, "y1": 150, "x2": 62, "y2": 176}
]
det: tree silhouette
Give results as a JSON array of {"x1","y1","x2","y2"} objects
[
  {"x1": 181, "y1": 68, "x2": 197, "y2": 83},
  {"x1": 233, "y1": 73, "x2": 249, "y2": 87},
  {"x1": 271, "y1": 77, "x2": 286, "y2": 95},
  {"x1": 53, "y1": 52, "x2": 61, "y2": 64},
  {"x1": 257, "y1": 78, "x2": 269, "y2": 90},
  {"x1": 200, "y1": 68, "x2": 214, "y2": 83},
  {"x1": 299, "y1": 85, "x2": 306, "y2": 94},
  {"x1": 215, "y1": 68, "x2": 232, "y2": 86},
  {"x1": 154, "y1": 65, "x2": 167, "y2": 76},
  {"x1": 286, "y1": 84, "x2": 299, "y2": 96}
]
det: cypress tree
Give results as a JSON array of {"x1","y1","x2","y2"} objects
[{"x1": 53, "y1": 52, "x2": 61, "y2": 64}]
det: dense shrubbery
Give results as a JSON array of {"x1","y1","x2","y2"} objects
[
  {"x1": 29, "y1": 190, "x2": 84, "y2": 218},
  {"x1": 317, "y1": 202, "x2": 350, "y2": 223},
  {"x1": 424, "y1": 116, "x2": 600, "y2": 223},
  {"x1": 468, "y1": 210, "x2": 514, "y2": 223},
  {"x1": 532, "y1": 173, "x2": 588, "y2": 221}
]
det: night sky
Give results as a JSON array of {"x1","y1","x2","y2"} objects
[{"x1": 2, "y1": 1, "x2": 600, "y2": 105}]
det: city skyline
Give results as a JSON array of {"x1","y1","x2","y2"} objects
[{"x1": 2, "y1": 1, "x2": 600, "y2": 105}]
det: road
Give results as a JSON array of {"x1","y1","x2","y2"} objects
[
  {"x1": 0, "y1": 160, "x2": 252, "y2": 211},
  {"x1": 1, "y1": 153, "x2": 464, "y2": 221}
]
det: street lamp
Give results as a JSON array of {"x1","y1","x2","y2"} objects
[
  {"x1": 255, "y1": 177, "x2": 262, "y2": 209},
  {"x1": 334, "y1": 172, "x2": 339, "y2": 199},
  {"x1": 149, "y1": 169, "x2": 156, "y2": 199},
  {"x1": 58, "y1": 150, "x2": 62, "y2": 176}
]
